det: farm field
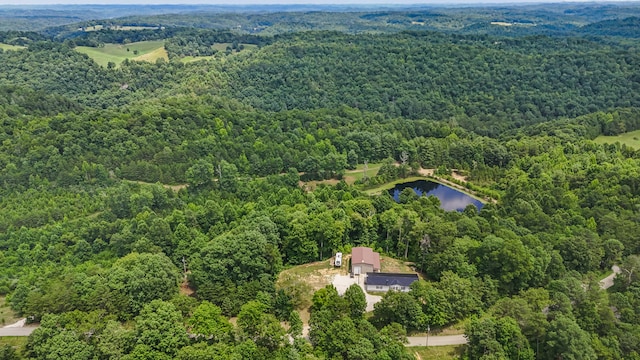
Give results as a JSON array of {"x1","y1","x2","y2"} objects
[
  {"x1": 594, "y1": 129, "x2": 640, "y2": 149},
  {"x1": 0, "y1": 43, "x2": 24, "y2": 51},
  {"x1": 75, "y1": 40, "x2": 167, "y2": 67}
]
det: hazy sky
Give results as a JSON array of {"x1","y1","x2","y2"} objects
[{"x1": 1, "y1": 0, "x2": 631, "y2": 4}]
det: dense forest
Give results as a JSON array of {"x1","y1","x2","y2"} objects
[{"x1": 1, "y1": 3, "x2": 640, "y2": 360}]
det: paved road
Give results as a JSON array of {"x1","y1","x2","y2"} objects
[
  {"x1": 600, "y1": 265, "x2": 621, "y2": 290},
  {"x1": 0, "y1": 327, "x2": 36, "y2": 337},
  {"x1": 407, "y1": 334, "x2": 467, "y2": 347}
]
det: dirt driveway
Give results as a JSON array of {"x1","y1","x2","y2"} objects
[{"x1": 332, "y1": 274, "x2": 382, "y2": 312}]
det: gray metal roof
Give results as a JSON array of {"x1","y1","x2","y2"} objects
[{"x1": 365, "y1": 272, "x2": 419, "y2": 287}]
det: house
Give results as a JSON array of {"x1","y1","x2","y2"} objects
[
  {"x1": 334, "y1": 252, "x2": 342, "y2": 267},
  {"x1": 351, "y1": 247, "x2": 380, "y2": 275},
  {"x1": 365, "y1": 272, "x2": 419, "y2": 292}
]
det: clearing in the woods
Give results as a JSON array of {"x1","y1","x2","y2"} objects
[
  {"x1": 594, "y1": 129, "x2": 640, "y2": 149},
  {"x1": 75, "y1": 40, "x2": 168, "y2": 67}
]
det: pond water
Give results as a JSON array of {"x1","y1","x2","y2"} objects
[{"x1": 388, "y1": 180, "x2": 484, "y2": 212}]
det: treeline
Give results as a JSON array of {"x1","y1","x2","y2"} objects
[
  {"x1": 2, "y1": 30, "x2": 640, "y2": 137},
  {"x1": 0, "y1": 31, "x2": 46, "y2": 45}
]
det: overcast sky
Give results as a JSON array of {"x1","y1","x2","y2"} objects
[{"x1": 0, "y1": 0, "x2": 633, "y2": 4}]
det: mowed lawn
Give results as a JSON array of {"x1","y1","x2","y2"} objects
[
  {"x1": 412, "y1": 345, "x2": 467, "y2": 360},
  {"x1": 75, "y1": 40, "x2": 168, "y2": 67},
  {"x1": 0, "y1": 43, "x2": 25, "y2": 51},
  {"x1": 594, "y1": 129, "x2": 640, "y2": 149}
]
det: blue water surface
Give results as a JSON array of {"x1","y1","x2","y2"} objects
[{"x1": 388, "y1": 180, "x2": 484, "y2": 212}]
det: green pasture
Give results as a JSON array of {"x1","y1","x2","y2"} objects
[
  {"x1": 0, "y1": 43, "x2": 25, "y2": 51},
  {"x1": 75, "y1": 40, "x2": 167, "y2": 67},
  {"x1": 594, "y1": 129, "x2": 640, "y2": 149}
]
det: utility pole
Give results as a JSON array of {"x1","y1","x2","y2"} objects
[
  {"x1": 426, "y1": 324, "x2": 430, "y2": 347},
  {"x1": 363, "y1": 160, "x2": 369, "y2": 181}
]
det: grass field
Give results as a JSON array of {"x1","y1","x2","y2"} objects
[
  {"x1": 300, "y1": 162, "x2": 383, "y2": 190},
  {"x1": 412, "y1": 345, "x2": 466, "y2": 360},
  {"x1": 0, "y1": 337, "x2": 27, "y2": 355},
  {"x1": 75, "y1": 40, "x2": 167, "y2": 67},
  {"x1": 411, "y1": 319, "x2": 468, "y2": 337},
  {"x1": 180, "y1": 43, "x2": 259, "y2": 63},
  {"x1": 0, "y1": 296, "x2": 20, "y2": 327},
  {"x1": 346, "y1": 162, "x2": 383, "y2": 183},
  {"x1": 0, "y1": 43, "x2": 25, "y2": 51},
  {"x1": 594, "y1": 129, "x2": 640, "y2": 149},
  {"x1": 380, "y1": 256, "x2": 416, "y2": 273},
  {"x1": 278, "y1": 258, "x2": 346, "y2": 292}
]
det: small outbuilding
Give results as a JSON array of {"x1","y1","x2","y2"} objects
[
  {"x1": 365, "y1": 272, "x2": 419, "y2": 292},
  {"x1": 351, "y1": 247, "x2": 380, "y2": 275}
]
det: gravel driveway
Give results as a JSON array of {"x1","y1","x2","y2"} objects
[{"x1": 332, "y1": 274, "x2": 382, "y2": 312}]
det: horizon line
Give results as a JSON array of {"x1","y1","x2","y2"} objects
[{"x1": 1, "y1": 0, "x2": 639, "y2": 5}]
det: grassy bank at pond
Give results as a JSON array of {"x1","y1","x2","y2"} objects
[
  {"x1": 594, "y1": 129, "x2": 640, "y2": 149},
  {"x1": 75, "y1": 40, "x2": 167, "y2": 67}
]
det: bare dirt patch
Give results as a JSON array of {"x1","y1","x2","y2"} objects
[
  {"x1": 417, "y1": 168, "x2": 467, "y2": 182},
  {"x1": 179, "y1": 280, "x2": 195, "y2": 296}
]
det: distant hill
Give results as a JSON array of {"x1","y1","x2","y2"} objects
[{"x1": 578, "y1": 16, "x2": 640, "y2": 38}]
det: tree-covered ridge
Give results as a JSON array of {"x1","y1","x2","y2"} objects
[
  {"x1": 224, "y1": 31, "x2": 640, "y2": 135},
  {"x1": 2, "y1": 30, "x2": 639, "y2": 138}
]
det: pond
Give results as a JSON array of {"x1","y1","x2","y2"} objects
[{"x1": 388, "y1": 179, "x2": 484, "y2": 212}]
